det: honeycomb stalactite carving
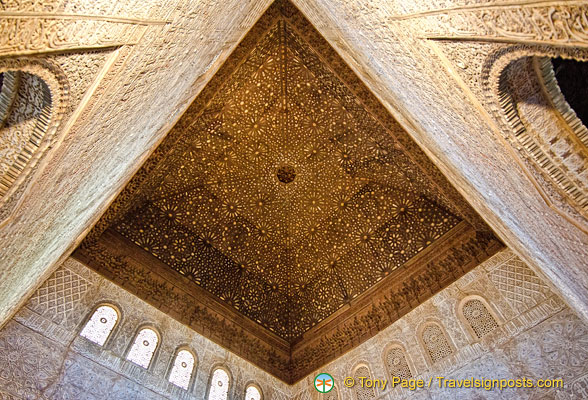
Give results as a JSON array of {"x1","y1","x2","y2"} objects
[
  {"x1": 498, "y1": 55, "x2": 588, "y2": 224},
  {"x1": 0, "y1": 58, "x2": 68, "y2": 224},
  {"x1": 0, "y1": 71, "x2": 52, "y2": 198},
  {"x1": 462, "y1": 299, "x2": 499, "y2": 339}
]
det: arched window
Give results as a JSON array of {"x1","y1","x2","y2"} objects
[
  {"x1": 245, "y1": 384, "x2": 262, "y2": 400},
  {"x1": 421, "y1": 323, "x2": 453, "y2": 363},
  {"x1": 169, "y1": 349, "x2": 196, "y2": 390},
  {"x1": 208, "y1": 368, "x2": 230, "y2": 400},
  {"x1": 461, "y1": 298, "x2": 499, "y2": 338},
  {"x1": 385, "y1": 346, "x2": 413, "y2": 381},
  {"x1": 126, "y1": 328, "x2": 159, "y2": 368},
  {"x1": 353, "y1": 365, "x2": 376, "y2": 400},
  {"x1": 79, "y1": 305, "x2": 119, "y2": 346}
]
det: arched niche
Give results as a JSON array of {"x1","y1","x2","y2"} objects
[{"x1": 0, "y1": 58, "x2": 68, "y2": 225}]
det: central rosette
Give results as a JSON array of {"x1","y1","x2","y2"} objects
[{"x1": 276, "y1": 164, "x2": 296, "y2": 184}]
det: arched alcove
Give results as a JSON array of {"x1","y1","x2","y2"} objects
[
  {"x1": 351, "y1": 363, "x2": 376, "y2": 400},
  {"x1": 0, "y1": 59, "x2": 67, "y2": 224},
  {"x1": 418, "y1": 321, "x2": 455, "y2": 365},
  {"x1": 383, "y1": 343, "x2": 414, "y2": 382},
  {"x1": 488, "y1": 48, "x2": 588, "y2": 229}
]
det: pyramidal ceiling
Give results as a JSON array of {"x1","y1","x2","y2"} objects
[{"x1": 76, "y1": 0, "x2": 503, "y2": 383}]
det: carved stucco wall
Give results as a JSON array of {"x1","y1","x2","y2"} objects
[
  {"x1": 1, "y1": 0, "x2": 588, "y2": 363},
  {"x1": 1, "y1": 1, "x2": 588, "y2": 397},
  {"x1": 0, "y1": 0, "x2": 275, "y2": 329},
  {"x1": 290, "y1": 0, "x2": 588, "y2": 323},
  {"x1": 290, "y1": 249, "x2": 588, "y2": 400},
  {"x1": 1, "y1": 249, "x2": 587, "y2": 399},
  {"x1": 0, "y1": 258, "x2": 293, "y2": 400}
]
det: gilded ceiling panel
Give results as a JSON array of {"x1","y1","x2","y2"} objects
[
  {"x1": 78, "y1": 0, "x2": 502, "y2": 381},
  {"x1": 114, "y1": 20, "x2": 462, "y2": 340}
]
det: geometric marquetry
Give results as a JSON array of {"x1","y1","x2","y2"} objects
[
  {"x1": 114, "y1": 19, "x2": 461, "y2": 341},
  {"x1": 77, "y1": 0, "x2": 502, "y2": 383}
]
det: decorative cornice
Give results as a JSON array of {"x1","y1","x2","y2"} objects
[{"x1": 76, "y1": 222, "x2": 503, "y2": 383}]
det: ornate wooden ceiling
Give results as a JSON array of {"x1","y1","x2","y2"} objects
[{"x1": 75, "y1": 0, "x2": 503, "y2": 383}]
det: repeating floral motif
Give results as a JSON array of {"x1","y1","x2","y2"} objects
[
  {"x1": 418, "y1": 5, "x2": 588, "y2": 46},
  {"x1": 489, "y1": 257, "x2": 553, "y2": 314},
  {"x1": 0, "y1": 18, "x2": 150, "y2": 57},
  {"x1": 1, "y1": 251, "x2": 588, "y2": 399},
  {"x1": 110, "y1": 5, "x2": 474, "y2": 342},
  {"x1": 0, "y1": 321, "x2": 65, "y2": 399}
]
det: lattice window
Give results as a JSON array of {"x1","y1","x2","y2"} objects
[
  {"x1": 126, "y1": 328, "x2": 159, "y2": 368},
  {"x1": 462, "y1": 299, "x2": 499, "y2": 338},
  {"x1": 353, "y1": 366, "x2": 376, "y2": 400},
  {"x1": 208, "y1": 368, "x2": 230, "y2": 400},
  {"x1": 385, "y1": 347, "x2": 413, "y2": 380},
  {"x1": 422, "y1": 324, "x2": 453, "y2": 363},
  {"x1": 169, "y1": 350, "x2": 196, "y2": 390},
  {"x1": 245, "y1": 384, "x2": 262, "y2": 400},
  {"x1": 79, "y1": 305, "x2": 118, "y2": 346}
]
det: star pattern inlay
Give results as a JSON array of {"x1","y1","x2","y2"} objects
[{"x1": 115, "y1": 21, "x2": 461, "y2": 340}]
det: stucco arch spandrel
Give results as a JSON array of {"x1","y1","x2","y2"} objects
[
  {"x1": 0, "y1": 57, "x2": 68, "y2": 226},
  {"x1": 481, "y1": 44, "x2": 588, "y2": 233}
]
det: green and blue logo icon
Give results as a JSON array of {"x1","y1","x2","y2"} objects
[{"x1": 314, "y1": 372, "x2": 334, "y2": 393}]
